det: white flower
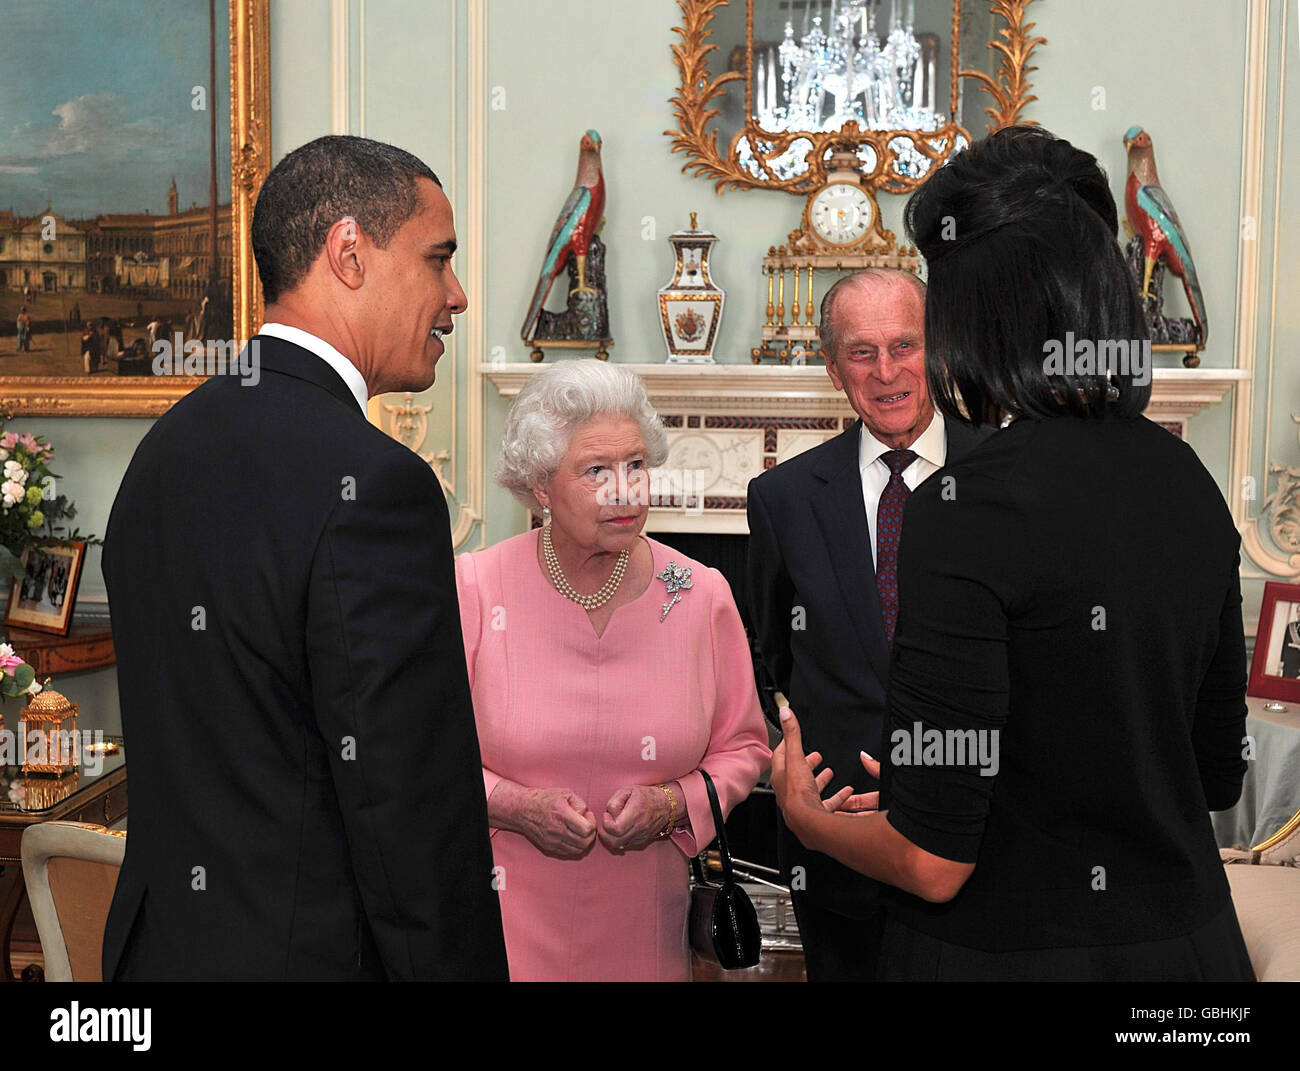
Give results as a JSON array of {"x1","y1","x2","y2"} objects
[
  {"x1": 25, "y1": 680, "x2": 41, "y2": 696},
  {"x1": 0, "y1": 643, "x2": 13, "y2": 659},
  {"x1": 0, "y1": 448, "x2": 9, "y2": 462}
]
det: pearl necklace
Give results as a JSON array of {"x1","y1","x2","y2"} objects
[{"x1": 542, "y1": 524, "x2": 630, "y2": 611}]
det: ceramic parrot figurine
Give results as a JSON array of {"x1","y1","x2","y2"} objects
[
  {"x1": 520, "y1": 129, "x2": 605, "y2": 343},
  {"x1": 1123, "y1": 125, "x2": 1207, "y2": 345}
]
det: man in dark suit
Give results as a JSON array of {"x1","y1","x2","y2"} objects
[
  {"x1": 102, "y1": 135, "x2": 508, "y2": 981},
  {"x1": 747, "y1": 268, "x2": 989, "y2": 981}
]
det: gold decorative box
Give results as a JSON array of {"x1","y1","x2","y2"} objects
[
  {"x1": 20, "y1": 681, "x2": 79, "y2": 776},
  {"x1": 19, "y1": 772, "x2": 80, "y2": 809}
]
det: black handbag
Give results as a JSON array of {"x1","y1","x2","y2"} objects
[{"x1": 689, "y1": 769, "x2": 761, "y2": 970}]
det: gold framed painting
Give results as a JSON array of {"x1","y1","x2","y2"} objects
[{"x1": 0, "y1": 0, "x2": 270, "y2": 418}]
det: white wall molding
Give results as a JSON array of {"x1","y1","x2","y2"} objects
[
  {"x1": 329, "y1": 0, "x2": 349, "y2": 135},
  {"x1": 1234, "y1": 0, "x2": 1300, "y2": 579},
  {"x1": 451, "y1": 0, "x2": 488, "y2": 550},
  {"x1": 343, "y1": 1, "x2": 486, "y2": 548},
  {"x1": 358, "y1": 0, "x2": 366, "y2": 137}
]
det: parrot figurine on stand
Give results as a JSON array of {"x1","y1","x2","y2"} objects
[
  {"x1": 1123, "y1": 125, "x2": 1207, "y2": 367},
  {"x1": 521, "y1": 129, "x2": 612, "y2": 361}
]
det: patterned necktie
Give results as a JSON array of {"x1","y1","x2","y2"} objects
[{"x1": 875, "y1": 448, "x2": 918, "y2": 646}]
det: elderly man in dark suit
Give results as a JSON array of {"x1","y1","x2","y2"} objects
[
  {"x1": 747, "y1": 268, "x2": 989, "y2": 982},
  {"x1": 102, "y1": 136, "x2": 508, "y2": 981}
]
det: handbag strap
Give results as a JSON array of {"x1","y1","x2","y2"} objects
[{"x1": 689, "y1": 769, "x2": 734, "y2": 886}]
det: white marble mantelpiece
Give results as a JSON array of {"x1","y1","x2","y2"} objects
[{"x1": 482, "y1": 363, "x2": 1249, "y2": 534}]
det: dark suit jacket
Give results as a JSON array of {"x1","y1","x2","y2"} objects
[
  {"x1": 102, "y1": 336, "x2": 508, "y2": 981},
  {"x1": 746, "y1": 417, "x2": 990, "y2": 917}
]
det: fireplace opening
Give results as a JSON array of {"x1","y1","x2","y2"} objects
[{"x1": 648, "y1": 528, "x2": 782, "y2": 882}]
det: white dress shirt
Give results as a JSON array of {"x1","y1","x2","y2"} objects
[
  {"x1": 258, "y1": 322, "x2": 369, "y2": 416},
  {"x1": 859, "y1": 409, "x2": 946, "y2": 566}
]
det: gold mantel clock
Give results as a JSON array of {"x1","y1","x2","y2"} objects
[{"x1": 753, "y1": 152, "x2": 921, "y2": 365}]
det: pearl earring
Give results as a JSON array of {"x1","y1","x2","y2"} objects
[{"x1": 542, "y1": 505, "x2": 551, "y2": 523}]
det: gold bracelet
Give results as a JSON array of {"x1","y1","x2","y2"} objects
[{"x1": 656, "y1": 783, "x2": 677, "y2": 839}]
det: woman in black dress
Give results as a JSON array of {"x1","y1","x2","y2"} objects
[{"x1": 771, "y1": 127, "x2": 1254, "y2": 982}]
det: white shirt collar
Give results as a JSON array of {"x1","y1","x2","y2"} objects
[
  {"x1": 257, "y1": 322, "x2": 369, "y2": 415},
  {"x1": 859, "y1": 408, "x2": 946, "y2": 471}
]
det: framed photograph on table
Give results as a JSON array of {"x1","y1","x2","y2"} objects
[
  {"x1": 0, "y1": 0, "x2": 270, "y2": 418},
  {"x1": 1247, "y1": 581, "x2": 1300, "y2": 703},
  {"x1": 4, "y1": 541, "x2": 86, "y2": 636}
]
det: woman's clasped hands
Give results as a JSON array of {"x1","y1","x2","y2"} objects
[{"x1": 518, "y1": 784, "x2": 678, "y2": 858}]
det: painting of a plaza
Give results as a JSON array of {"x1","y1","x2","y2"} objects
[{"x1": 0, "y1": 0, "x2": 234, "y2": 377}]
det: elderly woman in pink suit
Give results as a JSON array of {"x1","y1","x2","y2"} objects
[{"x1": 456, "y1": 359, "x2": 771, "y2": 981}]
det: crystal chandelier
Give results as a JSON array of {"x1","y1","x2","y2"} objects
[{"x1": 753, "y1": 0, "x2": 945, "y2": 136}]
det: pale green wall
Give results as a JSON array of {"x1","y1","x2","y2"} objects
[
  {"x1": 477, "y1": 0, "x2": 1273, "y2": 544},
  {"x1": 3, "y1": 0, "x2": 1293, "y2": 732},
  {"x1": 1029, "y1": 0, "x2": 1245, "y2": 481}
]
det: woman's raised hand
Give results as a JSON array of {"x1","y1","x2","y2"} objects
[
  {"x1": 804, "y1": 749, "x2": 856, "y2": 813},
  {"x1": 834, "y1": 752, "x2": 881, "y2": 815}
]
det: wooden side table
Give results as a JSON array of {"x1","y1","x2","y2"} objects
[
  {"x1": 0, "y1": 747, "x2": 126, "y2": 982},
  {"x1": 5, "y1": 621, "x2": 115, "y2": 680}
]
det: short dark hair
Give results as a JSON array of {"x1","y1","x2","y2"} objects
[
  {"x1": 818, "y1": 268, "x2": 926, "y2": 358},
  {"x1": 904, "y1": 126, "x2": 1150, "y2": 423},
  {"x1": 251, "y1": 135, "x2": 441, "y2": 302}
]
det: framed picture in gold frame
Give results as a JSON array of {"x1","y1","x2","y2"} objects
[
  {"x1": 0, "y1": 0, "x2": 270, "y2": 418},
  {"x1": 4, "y1": 541, "x2": 86, "y2": 636}
]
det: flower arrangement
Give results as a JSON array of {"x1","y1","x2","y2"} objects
[
  {"x1": 0, "y1": 428, "x2": 94, "y2": 583},
  {"x1": 0, "y1": 766, "x2": 22, "y2": 807},
  {"x1": 0, "y1": 642, "x2": 39, "y2": 700},
  {"x1": 0, "y1": 643, "x2": 39, "y2": 805}
]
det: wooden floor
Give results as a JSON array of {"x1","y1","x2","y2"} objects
[
  {"x1": 691, "y1": 950, "x2": 805, "y2": 982},
  {"x1": 12, "y1": 907, "x2": 804, "y2": 982}
]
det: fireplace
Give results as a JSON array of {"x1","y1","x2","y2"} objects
[{"x1": 486, "y1": 362, "x2": 1246, "y2": 540}]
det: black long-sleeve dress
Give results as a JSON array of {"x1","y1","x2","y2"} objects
[{"x1": 878, "y1": 413, "x2": 1254, "y2": 981}]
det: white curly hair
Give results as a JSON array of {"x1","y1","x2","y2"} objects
[{"x1": 495, "y1": 359, "x2": 669, "y2": 511}]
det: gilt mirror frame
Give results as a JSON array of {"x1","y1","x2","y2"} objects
[
  {"x1": 0, "y1": 0, "x2": 270, "y2": 418},
  {"x1": 667, "y1": 0, "x2": 1046, "y2": 195}
]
